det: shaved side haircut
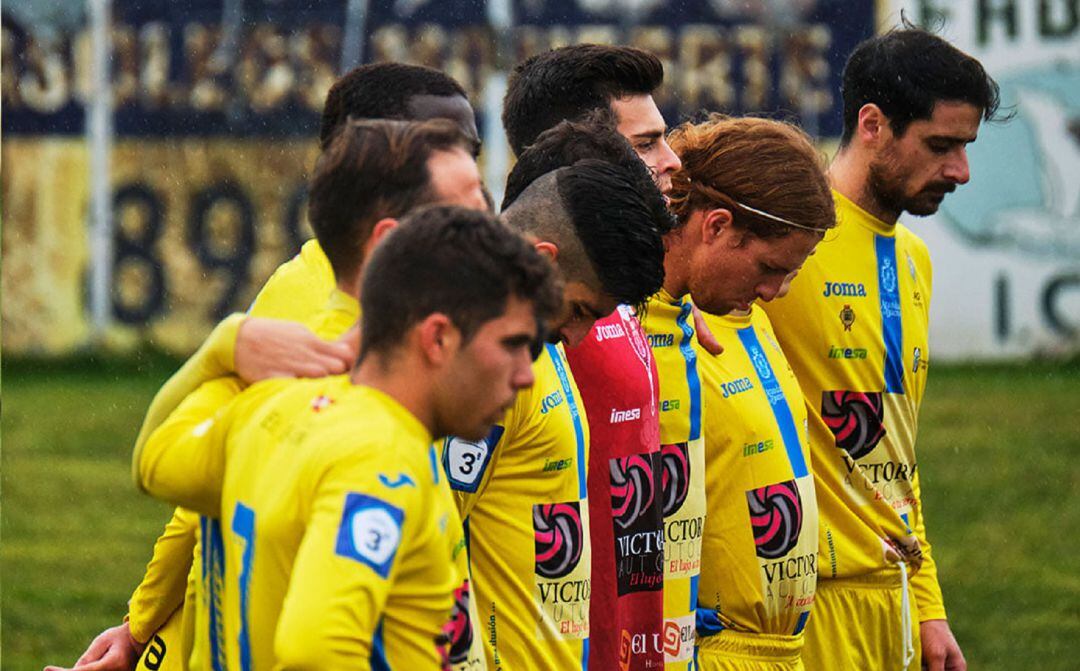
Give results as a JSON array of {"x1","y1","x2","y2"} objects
[{"x1": 502, "y1": 161, "x2": 665, "y2": 310}]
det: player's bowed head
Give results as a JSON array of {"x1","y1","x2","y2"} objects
[
  {"x1": 355, "y1": 205, "x2": 562, "y2": 442},
  {"x1": 500, "y1": 159, "x2": 671, "y2": 348},
  {"x1": 833, "y1": 21, "x2": 1006, "y2": 223},
  {"x1": 663, "y1": 114, "x2": 836, "y2": 316}
]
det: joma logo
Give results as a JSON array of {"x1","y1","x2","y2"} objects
[{"x1": 823, "y1": 281, "x2": 867, "y2": 298}]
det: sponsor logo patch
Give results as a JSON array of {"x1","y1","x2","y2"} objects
[
  {"x1": 443, "y1": 427, "x2": 503, "y2": 492},
  {"x1": 335, "y1": 493, "x2": 404, "y2": 578},
  {"x1": 823, "y1": 281, "x2": 867, "y2": 298},
  {"x1": 828, "y1": 345, "x2": 867, "y2": 359},
  {"x1": 839, "y1": 304, "x2": 856, "y2": 331}
]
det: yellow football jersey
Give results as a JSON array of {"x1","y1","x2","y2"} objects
[
  {"x1": 695, "y1": 307, "x2": 818, "y2": 643},
  {"x1": 761, "y1": 190, "x2": 944, "y2": 621},
  {"x1": 640, "y1": 290, "x2": 707, "y2": 669},
  {"x1": 445, "y1": 343, "x2": 592, "y2": 670},
  {"x1": 247, "y1": 238, "x2": 336, "y2": 321},
  {"x1": 142, "y1": 376, "x2": 461, "y2": 670},
  {"x1": 127, "y1": 241, "x2": 335, "y2": 670}
]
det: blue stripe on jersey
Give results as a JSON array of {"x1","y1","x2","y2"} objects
[
  {"x1": 231, "y1": 503, "x2": 256, "y2": 671},
  {"x1": 546, "y1": 343, "x2": 587, "y2": 500},
  {"x1": 695, "y1": 608, "x2": 726, "y2": 637},
  {"x1": 462, "y1": 516, "x2": 472, "y2": 571},
  {"x1": 582, "y1": 637, "x2": 590, "y2": 670},
  {"x1": 689, "y1": 573, "x2": 700, "y2": 610},
  {"x1": 676, "y1": 302, "x2": 702, "y2": 442},
  {"x1": 875, "y1": 235, "x2": 905, "y2": 394},
  {"x1": 793, "y1": 610, "x2": 811, "y2": 635},
  {"x1": 429, "y1": 445, "x2": 440, "y2": 485},
  {"x1": 201, "y1": 515, "x2": 227, "y2": 671},
  {"x1": 737, "y1": 327, "x2": 809, "y2": 479},
  {"x1": 371, "y1": 619, "x2": 391, "y2": 671}
]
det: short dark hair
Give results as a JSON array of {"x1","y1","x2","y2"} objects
[
  {"x1": 320, "y1": 62, "x2": 468, "y2": 148},
  {"x1": 502, "y1": 111, "x2": 675, "y2": 240},
  {"x1": 308, "y1": 118, "x2": 472, "y2": 281},
  {"x1": 559, "y1": 161, "x2": 666, "y2": 308},
  {"x1": 502, "y1": 44, "x2": 663, "y2": 156},
  {"x1": 840, "y1": 24, "x2": 1003, "y2": 144},
  {"x1": 505, "y1": 160, "x2": 666, "y2": 310},
  {"x1": 359, "y1": 206, "x2": 562, "y2": 357}
]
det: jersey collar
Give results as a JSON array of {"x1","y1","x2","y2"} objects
[{"x1": 832, "y1": 189, "x2": 896, "y2": 237}]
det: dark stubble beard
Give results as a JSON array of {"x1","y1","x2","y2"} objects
[
  {"x1": 866, "y1": 155, "x2": 910, "y2": 220},
  {"x1": 867, "y1": 152, "x2": 955, "y2": 218}
]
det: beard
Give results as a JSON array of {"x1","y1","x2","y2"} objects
[{"x1": 867, "y1": 155, "x2": 956, "y2": 218}]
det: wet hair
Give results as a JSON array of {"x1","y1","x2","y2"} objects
[
  {"x1": 667, "y1": 115, "x2": 835, "y2": 238},
  {"x1": 503, "y1": 160, "x2": 666, "y2": 311},
  {"x1": 320, "y1": 62, "x2": 468, "y2": 148},
  {"x1": 502, "y1": 44, "x2": 663, "y2": 156},
  {"x1": 840, "y1": 23, "x2": 1004, "y2": 145},
  {"x1": 308, "y1": 118, "x2": 473, "y2": 281},
  {"x1": 501, "y1": 110, "x2": 674, "y2": 236},
  {"x1": 359, "y1": 205, "x2": 562, "y2": 356}
]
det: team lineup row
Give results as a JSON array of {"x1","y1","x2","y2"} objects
[{"x1": 47, "y1": 21, "x2": 1003, "y2": 671}]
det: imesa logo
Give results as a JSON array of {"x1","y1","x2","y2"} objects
[
  {"x1": 743, "y1": 439, "x2": 775, "y2": 457},
  {"x1": 828, "y1": 346, "x2": 867, "y2": 359},
  {"x1": 610, "y1": 407, "x2": 641, "y2": 424}
]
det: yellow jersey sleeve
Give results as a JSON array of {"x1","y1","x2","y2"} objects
[
  {"x1": 908, "y1": 469, "x2": 946, "y2": 620},
  {"x1": 126, "y1": 507, "x2": 201, "y2": 644},
  {"x1": 214, "y1": 383, "x2": 454, "y2": 670},
  {"x1": 274, "y1": 437, "x2": 453, "y2": 669},
  {"x1": 130, "y1": 313, "x2": 244, "y2": 483},
  {"x1": 137, "y1": 376, "x2": 279, "y2": 515},
  {"x1": 695, "y1": 307, "x2": 819, "y2": 639},
  {"x1": 760, "y1": 190, "x2": 942, "y2": 615},
  {"x1": 247, "y1": 238, "x2": 336, "y2": 321},
  {"x1": 446, "y1": 343, "x2": 591, "y2": 670},
  {"x1": 639, "y1": 291, "x2": 706, "y2": 669}
]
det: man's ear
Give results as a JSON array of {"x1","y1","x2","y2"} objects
[
  {"x1": 857, "y1": 103, "x2": 888, "y2": 146},
  {"x1": 700, "y1": 207, "x2": 734, "y2": 245},
  {"x1": 363, "y1": 218, "x2": 399, "y2": 258},
  {"x1": 534, "y1": 240, "x2": 559, "y2": 262},
  {"x1": 415, "y1": 313, "x2": 460, "y2": 366}
]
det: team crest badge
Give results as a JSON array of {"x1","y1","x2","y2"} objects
[
  {"x1": 310, "y1": 395, "x2": 334, "y2": 412},
  {"x1": 839, "y1": 304, "x2": 855, "y2": 331}
]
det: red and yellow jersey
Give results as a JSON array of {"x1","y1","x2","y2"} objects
[
  {"x1": 142, "y1": 376, "x2": 462, "y2": 670},
  {"x1": 761, "y1": 190, "x2": 944, "y2": 621},
  {"x1": 445, "y1": 343, "x2": 591, "y2": 670},
  {"x1": 640, "y1": 290, "x2": 707, "y2": 669},
  {"x1": 565, "y1": 306, "x2": 665, "y2": 671},
  {"x1": 695, "y1": 307, "x2": 818, "y2": 641}
]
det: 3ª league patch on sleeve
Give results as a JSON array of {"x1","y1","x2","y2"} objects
[
  {"x1": 443, "y1": 426, "x2": 504, "y2": 493},
  {"x1": 335, "y1": 493, "x2": 405, "y2": 578}
]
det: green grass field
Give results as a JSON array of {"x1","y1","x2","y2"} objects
[{"x1": 3, "y1": 356, "x2": 1079, "y2": 669}]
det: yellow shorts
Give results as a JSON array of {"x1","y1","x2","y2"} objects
[
  {"x1": 695, "y1": 628, "x2": 804, "y2": 671},
  {"x1": 802, "y1": 569, "x2": 921, "y2": 671},
  {"x1": 137, "y1": 606, "x2": 186, "y2": 671}
]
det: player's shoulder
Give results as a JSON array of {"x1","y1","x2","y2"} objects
[
  {"x1": 303, "y1": 385, "x2": 431, "y2": 468},
  {"x1": 895, "y1": 221, "x2": 930, "y2": 255}
]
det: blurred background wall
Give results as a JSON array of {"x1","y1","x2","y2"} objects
[{"x1": 2, "y1": 0, "x2": 1077, "y2": 360}]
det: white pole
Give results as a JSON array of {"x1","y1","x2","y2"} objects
[
  {"x1": 484, "y1": 0, "x2": 513, "y2": 210},
  {"x1": 88, "y1": 0, "x2": 114, "y2": 339},
  {"x1": 340, "y1": 0, "x2": 370, "y2": 75}
]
